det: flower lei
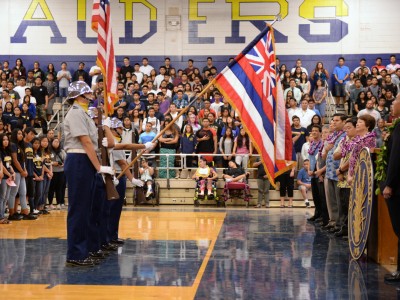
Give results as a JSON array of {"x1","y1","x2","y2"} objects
[
  {"x1": 340, "y1": 136, "x2": 356, "y2": 158},
  {"x1": 375, "y1": 118, "x2": 400, "y2": 195},
  {"x1": 308, "y1": 140, "x2": 323, "y2": 155},
  {"x1": 326, "y1": 130, "x2": 344, "y2": 145}
]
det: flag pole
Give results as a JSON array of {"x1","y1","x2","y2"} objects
[{"x1": 116, "y1": 78, "x2": 217, "y2": 179}]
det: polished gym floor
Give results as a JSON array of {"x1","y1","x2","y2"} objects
[{"x1": 0, "y1": 206, "x2": 398, "y2": 299}]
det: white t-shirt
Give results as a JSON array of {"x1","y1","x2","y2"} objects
[
  {"x1": 139, "y1": 65, "x2": 154, "y2": 76},
  {"x1": 134, "y1": 71, "x2": 144, "y2": 84},
  {"x1": 298, "y1": 109, "x2": 316, "y2": 128},
  {"x1": 89, "y1": 66, "x2": 102, "y2": 87},
  {"x1": 211, "y1": 102, "x2": 224, "y2": 115},
  {"x1": 57, "y1": 70, "x2": 72, "y2": 88},
  {"x1": 14, "y1": 85, "x2": 27, "y2": 101}
]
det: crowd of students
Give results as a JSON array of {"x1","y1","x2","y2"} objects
[{"x1": 0, "y1": 54, "x2": 397, "y2": 224}]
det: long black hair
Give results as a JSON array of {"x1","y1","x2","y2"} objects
[
  {"x1": 237, "y1": 129, "x2": 249, "y2": 149},
  {"x1": 0, "y1": 133, "x2": 11, "y2": 154},
  {"x1": 10, "y1": 128, "x2": 25, "y2": 160}
]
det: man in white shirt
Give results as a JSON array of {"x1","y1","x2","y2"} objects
[
  {"x1": 210, "y1": 91, "x2": 224, "y2": 116},
  {"x1": 284, "y1": 79, "x2": 302, "y2": 103},
  {"x1": 287, "y1": 98, "x2": 301, "y2": 126},
  {"x1": 139, "y1": 57, "x2": 154, "y2": 76},
  {"x1": 89, "y1": 65, "x2": 102, "y2": 89},
  {"x1": 298, "y1": 98, "x2": 316, "y2": 128},
  {"x1": 14, "y1": 76, "x2": 28, "y2": 103},
  {"x1": 57, "y1": 62, "x2": 72, "y2": 101},
  {"x1": 142, "y1": 106, "x2": 160, "y2": 134},
  {"x1": 154, "y1": 66, "x2": 166, "y2": 89},
  {"x1": 387, "y1": 55, "x2": 400, "y2": 77},
  {"x1": 357, "y1": 99, "x2": 381, "y2": 123},
  {"x1": 133, "y1": 63, "x2": 144, "y2": 84},
  {"x1": 353, "y1": 58, "x2": 371, "y2": 74},
  {"x1": 290, "y1": 59, "x2": 308, "y2": 75}
]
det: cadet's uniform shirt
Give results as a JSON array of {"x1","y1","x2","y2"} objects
[{"x1": 64, "y1": 104, "x2": 98, "y2": 151}]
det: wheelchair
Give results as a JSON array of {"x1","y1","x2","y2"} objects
[
  {"x1": 193, "y1": 177, "x2": 222, "y2": 207},
  {"x1": 222, "y1": 174, "x2": 251, "y2": 207}
]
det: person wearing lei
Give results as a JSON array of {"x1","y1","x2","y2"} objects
[
  {"x1": 332, "y1": 117, "x2": 358, "y2": 237},
  {"x1": 307, "y1": 125, "x2": 324, "y2": 222},
  {"x1": 347, "y1": 115, "x2": 377, "y2": 184}
]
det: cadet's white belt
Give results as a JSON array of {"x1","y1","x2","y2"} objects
[{"x1": 67, "y1": 149, "x2": 87, "y2": 154}]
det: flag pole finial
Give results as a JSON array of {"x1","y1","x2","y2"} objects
[{"x1": 268, "y1": 14, "x2": 282, "y2": 27}]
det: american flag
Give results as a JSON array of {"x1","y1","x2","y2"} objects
[
  {"x1": 214, "y1": 26, "x2": 293, "y2": 185},
  {"x1": 92, "y1": 0, "x2": 118, "y2": 115}
]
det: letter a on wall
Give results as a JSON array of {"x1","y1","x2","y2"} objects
[{"x1": 11, "y1": 0, "x2": 66, "y2": 43}]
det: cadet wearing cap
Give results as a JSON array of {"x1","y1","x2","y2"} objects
[
  {"x1": 64, "y1": 81, "x2": 114, "y2": 267},
  {"x1": 106, "y1": 118, "x2": 148, "y2": 245}
]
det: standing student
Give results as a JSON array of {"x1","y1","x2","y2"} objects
[
  {"x1": 253, "y1": 158, "x2": 270, "y2": 208},
  {"x1": 0, "y1": 133, "x2": 13, "y2": 224},
  {"x1": 48, "y1": 137, "x2": 66, "y2": 209},
  {"x1": 40, "y1": 136, "x2": 53, "y2": 210},
  {"x1": 8, "y1": 129, "x2": 36, "y2": 220}
]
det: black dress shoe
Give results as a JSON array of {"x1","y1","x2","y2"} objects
[
  {"x1": 66, "y1": 258, "x2": 95, "y2": 267},
  {"x1": 22, "y1": 213, "x2": 37, "y2": 220},
  {"x1": 101, "y1": 244, "x2": 118, "y2": 252},
  {"x1": 329, "y1": 227, "x2": 341, "y2": 234},
  {"x1": 87, "y1": 258, "x2": 101, "y2": 265},
  {"x1": 89, "y1": 250, "x2": 107, "y2": 259},
  {"x1": 322, "y1": 224, "x2": 334, "y2": 231},
  {"x1": 307, "y1": 216, "x2": 317, "y2": 222},
  {"x1": 110, "y1": 239, "x2": 125, "y2": 245},
  {"x1": 385, "y1": 272, "x2": 400, "y2": 284},
  {"x1": 334, "y1": 228, "x2": 348, "y2": 237},
  {"x1": 8, "y1": 214, "x2": 23, "y2": 221}
]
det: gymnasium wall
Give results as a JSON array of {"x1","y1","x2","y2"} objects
[{"x1": 0, "y1": 0, "x2": 399, "y2": 74}]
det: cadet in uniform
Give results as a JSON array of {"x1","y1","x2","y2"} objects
[
  {"x1": 107, "y1": 118, "x2": 145, "y2": 245},
  {"x1": 63, "y1": 81, "x2": 114, "y2": 267}
]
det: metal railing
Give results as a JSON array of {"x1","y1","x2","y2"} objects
[
  {"x1": 130, "y1": 152, "x2": 260, "y2": 189},
  {"x1": 47, "y1": 98, "x2": 70, "y2": 131},
  {"x1": 324, "y1": 80, "x2": 337, "y2": 122}
]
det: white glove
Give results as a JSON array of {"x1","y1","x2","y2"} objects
[
  {"x1": 102, "y1": 137, "x2": 108, "y2": 148},
  {"x1": 131, "y1": 178, "x2": 144, "y2": 187},
  {"x1": 103, "y1": 117, "x2": 112, "y2": 128},
  {"x1": 98, "y1": 166, "x2": 114, "y2": 176},
  {"x1": 144, "y1": 142, "x2": 154, "y2": 151},
  {"x1": 113, "y1": 176, "x2": 119, "y2": 186}
]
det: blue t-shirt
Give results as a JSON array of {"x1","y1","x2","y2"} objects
[
  {"x1": 333, "y1": 65, "x2": 350, "y2": 84},
  {"x1": 139, "y1": 131, "x2": 156, "y2": 144},
  {"x1": 297, "y1": 168, "x2": 311, "y2": 184}
]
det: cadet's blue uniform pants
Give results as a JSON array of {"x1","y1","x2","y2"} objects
[
  {"x1": 65, "y1": 154, "x2": 96, "y2": 260},
  {"x1": 88, "y1": 173, "x2": 108, "y2": 252},
  {"x1": 107, "y1": 175, "x2": 126, "y2": 241}
]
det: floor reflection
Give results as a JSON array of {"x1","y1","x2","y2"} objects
[
  {"x1": 195, "y1": 210, "x2": 398, "y2": 300},
  {"x1": 0, "y1": 239, "x2": 204, "y2": 287},
  {"x1": 0, "y1": 209, "x2": 398, "y2": 299}
]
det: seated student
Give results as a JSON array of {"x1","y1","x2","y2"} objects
[
  {"x1": 297, "y1": 158, "x2": 312, "y2": 207},
  {"x1": 139, "y1": 158, "x2": 155, "y2": 199},
  {"x1": 192, "y1": 156, "x2": 218, "y2": 199},
  {"x1": 222, "y1": 160, "x2": 249, "y2": 183}
]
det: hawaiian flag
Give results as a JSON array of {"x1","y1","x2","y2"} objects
[
  {"x1": 92, "y1": 0, "x2": 118, "y2": 115},
  {"x1": 214, "y1": 26, "x2": 293, "y2": 184}
]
